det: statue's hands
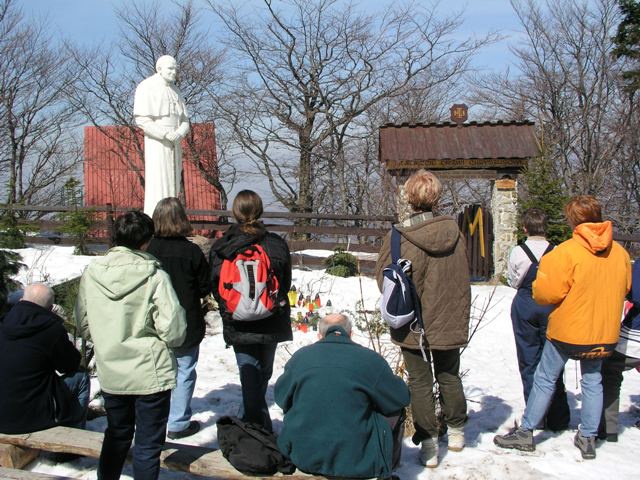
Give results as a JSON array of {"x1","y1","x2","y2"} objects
[{"x1": 164, "y1": 131, "x2": 179, "y2": 142}]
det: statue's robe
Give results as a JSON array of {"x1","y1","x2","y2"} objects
[{"x1": 134, "y1": 73, "x2": 189, "y2": 215}]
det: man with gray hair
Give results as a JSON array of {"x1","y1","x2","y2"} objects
[
  {"x1": 0, "y1": 283, "x2": 89, "y2": 437},
  {"x1": 275, "y1": 313, "x2": 410, "y2": 479}
]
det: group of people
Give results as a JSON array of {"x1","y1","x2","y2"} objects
[
  {"x1": 495, "y1": 196, "x2": 633, "y2": 460},
  {"x1": 0, "y1": 168, "x2": 638, "y2": 479}
]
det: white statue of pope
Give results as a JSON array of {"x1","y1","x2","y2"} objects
[{"x1": 134, "y1": 55, "x2": 190, "y2": 215}]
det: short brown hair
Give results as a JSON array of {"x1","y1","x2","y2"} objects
[
  {"x1": 152, "y1": 197, "x2": 192, "y2": 237},
  {"x1": 232, "y1": 190, "x2": 264, "y2": 235},
  {"x1": 564, "y1": 195, "x2": 602, "y2": 228},
  {"x1": 404, "y1": 170, "x2": 442, "y2": 212},
  {"x1": 522, "y1": 208, "x2": 547, "y2": 236}
]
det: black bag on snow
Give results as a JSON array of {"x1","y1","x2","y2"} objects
[{"x1": 216, "y1": 415, "x2": 296, "y2": 476}]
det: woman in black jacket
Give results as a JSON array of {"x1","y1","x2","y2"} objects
[
  {"x1": 147, "y1": 197, "x2": 210, "y2": 439},
  {"x1": 210, "y1": 190, "x2": 292, "y2": 431}
]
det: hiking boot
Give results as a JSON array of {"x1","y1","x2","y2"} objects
[
  {"x1": 167, "y1": 420, "x2": 200, "y2": 440},
  {"x1": 574, "y1": 431, "x2": 596, "y2": 459},
  {"x1": 493, "y1": 422, "x2": 535, "y2": 452},
  {"x1": 419, "y1": 438, "x2": 439, "y2": 468},
  {"x1": 447, "y1": 426, "x2": 465, "y2": 452}
]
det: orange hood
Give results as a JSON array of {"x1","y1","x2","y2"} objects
[{"x1": 573, "y1": 221, "x2": 613, "y2": 254}]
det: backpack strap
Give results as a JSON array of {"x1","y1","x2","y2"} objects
[
  {"x1": 519, "y1": 243, "x2": 539, "y2": 265},
  {"x1": 519, "y1": 242, "x2": 553, "y2": 265},
  {"x1": 391, "y1": 226, "x2": 401, "y2": 263}
]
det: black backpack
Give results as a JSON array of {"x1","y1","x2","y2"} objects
[{"x1": 216, "y1": 416, "x2": 296, "y2": 476}]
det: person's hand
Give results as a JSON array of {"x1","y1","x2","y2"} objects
[{"x1": 165, "y1": 131, "x2": 179, "y2": 142}]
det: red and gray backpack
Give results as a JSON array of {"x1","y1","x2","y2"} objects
[{"x1": 218, "y1": 244, "x2": 280, "y2": 321}]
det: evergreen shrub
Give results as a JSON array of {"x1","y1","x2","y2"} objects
[{"x1": 325, "y1": 248, "x2": 358, "y2": 277}]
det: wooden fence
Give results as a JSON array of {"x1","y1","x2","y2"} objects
[
  {"x1": 0, "y1": 204, "x2": 396, "y2": 273},
  {"x1": 3, "y1": 204, "x2": 640, "y2": 275}
]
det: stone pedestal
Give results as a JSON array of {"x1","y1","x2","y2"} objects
[{"x1": 491, "y1": 179, "x2": 518, "y2": 280}]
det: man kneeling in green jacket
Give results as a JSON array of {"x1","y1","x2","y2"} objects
[
  {"x1": 75, "y1": 211, "x2": 186, "y2": 480},
  {"x1": 275, "y1": 313, "x2": 410, "y2": 480}
]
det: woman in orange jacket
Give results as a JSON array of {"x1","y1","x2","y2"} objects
[{"x1": 494, "y1": 195, "x2": 631, "y2": 460}]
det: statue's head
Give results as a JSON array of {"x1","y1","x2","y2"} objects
[{"x1": 156, "y1": 55, "x2": 178, "y2": 83}]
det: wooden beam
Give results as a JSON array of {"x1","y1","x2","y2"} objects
[
  {"x1": 0, "y1": 204, "x2": 396, "y2": 223},
  {"x1": 0, "y1": 444, "x2": 38, "y2": 469},
  {"x1": 0, "y1": 467, "x2": 74, "y2": 480},
  {"x1": 0, "y1": 427, "x2": 322, "y2": 479}
]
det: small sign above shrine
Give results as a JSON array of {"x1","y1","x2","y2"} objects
[{"x1": 450, "y1": 104, "x2": 468, "y2": 124}]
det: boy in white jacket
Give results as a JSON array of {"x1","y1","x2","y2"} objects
[{"x1": 507, "y1": 208, "x2": 569, "y2": 431}]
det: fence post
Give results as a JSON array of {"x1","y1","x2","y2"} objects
[{"x1": 106, "y1": 203, "x2": 115, "y2": 248}]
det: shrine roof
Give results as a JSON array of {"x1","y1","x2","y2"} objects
[{"x1": 379, "y1": 120, "x2": 539, "y2": 172}]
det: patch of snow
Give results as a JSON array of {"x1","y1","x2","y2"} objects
[{"x1": 10, "y1": 247, "x2": 639, "y2": 479}]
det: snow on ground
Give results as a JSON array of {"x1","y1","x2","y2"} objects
[
  {"x1": 11, "y1": 246, "x2": 95, "y2": 286},
  {"x1": 8, "y1": 247, "x2": 640, "y2": 479}
]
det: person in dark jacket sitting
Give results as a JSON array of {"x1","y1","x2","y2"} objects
[
  {"x1": 275, "y1": 313, "x2": 410, "y2": 480},
  {"x1": 0, "y1": 283, "x2": 89, "y2": 434},
  {"x1": 210, "y1": 190, "x2": 292, "y2": 432},
  {"x1": 147, "y1": 197, "x2": 210, "y2": 440}
]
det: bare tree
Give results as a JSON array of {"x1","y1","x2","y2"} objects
[
  {"x1": 210, "y1": 0, "x2": 495, "y2": 215},
  {"x1": 471, "y1": 0, "x2": 626, "y2": 198},
  {"x1": 0, "y1": 0, "x2": 81, "y2": 208},
  {"x1": 69, "y1": 0, "x2": 231, "y2": 207}
]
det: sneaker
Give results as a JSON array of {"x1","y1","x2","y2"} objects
[
  {"x1": 447, "y1": 426, "x2": 465, "y2": 452},
  {"x1": 493, "y1": 422, "x2": 535, "y2": 452},
  {"x1": 574, "y1": 431, "x2": 596, "y2": 459},
  {"x1": 167, "y1": 420, "x2": 200, "y2": 440},
  {"x1": 419, "y1": 438, "x2": 439, "y2": 468}
]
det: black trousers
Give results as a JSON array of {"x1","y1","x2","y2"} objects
[
  {"x1": 600, "y1": 350, "x2": 640, "y2": 436},
  {"x1": 98, "y1": 390, "x2": 171, "y2": 480}
]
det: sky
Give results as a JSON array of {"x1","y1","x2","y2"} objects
[{"x1": 23, "y1": 0, "x2": 524, "y2": 73}]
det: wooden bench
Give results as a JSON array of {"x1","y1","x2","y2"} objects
[
  {"x1": 0, "y1": 426, "x2": 320, "y2": 479},
  {"x1": 0, "y1": 466, "x2": 75, "y2": 479}
]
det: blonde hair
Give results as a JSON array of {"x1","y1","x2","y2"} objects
[
  {"x1": 404, "y1": 170, "x2": 442, "y2": 212},
  {"x1": 232, "y1": 190, "x2": 264, "y2": 235},
  {"x1": 152, "y1": 197, "x2": 192, "y2": 237}
]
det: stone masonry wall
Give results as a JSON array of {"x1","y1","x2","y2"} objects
[{"x1": 491, "y1": 179, "x2": 518, "y2": 280}]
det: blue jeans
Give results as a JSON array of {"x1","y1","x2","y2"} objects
[
  {"x1": 98, "y1": 390, "x2": 171, "y2": 480},
  {"x1": 522, "y1": 341, "x2": 602, "y2": 437},
  {"x1": 62, "y1": 370, "x2": 90, "y2": 429},
  {"x1": 233, "y1": 343, "x2": 277, "y2": 431},
  {"x1": 168, "y1": 346, "x2": 199, "y2": 432},
  {"x1": 511, "y1": 292, "x2": 570, "y2": 430}
]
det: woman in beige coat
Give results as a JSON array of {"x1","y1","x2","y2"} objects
[{"x1": 376, "y1": 170, "x2": 471, "y2": 469}]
